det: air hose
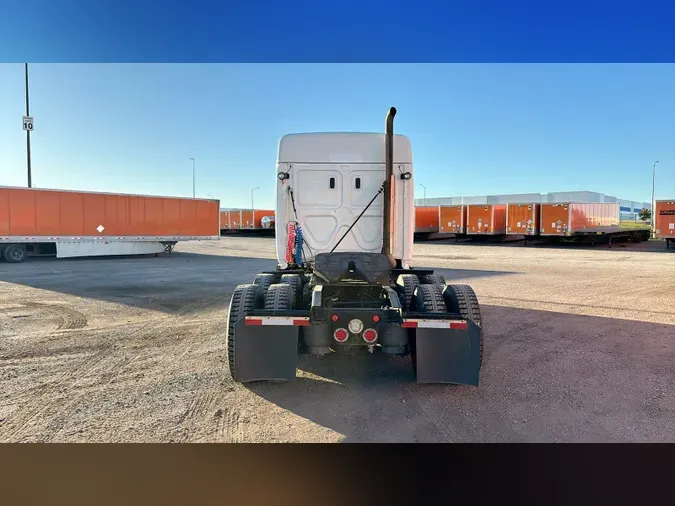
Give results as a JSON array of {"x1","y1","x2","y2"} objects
[
  {"x1": 286, "y1": 222, "x2": 296, "y2": 264},
  {"x1": 294, "y1": 225, "x2": 304, "y2": 265}
]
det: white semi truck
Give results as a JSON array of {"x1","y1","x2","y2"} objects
[{"x1": 226, "y1": 107, "x2": 484, "y2": 384}]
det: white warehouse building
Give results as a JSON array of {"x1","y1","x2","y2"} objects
[{"x1": 414, "y1": 191, "x2": 651, "y2": 221}]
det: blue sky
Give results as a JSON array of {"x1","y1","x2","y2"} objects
[{"x1": 1, "y1": 64, "x2": 673, "y2": 209}]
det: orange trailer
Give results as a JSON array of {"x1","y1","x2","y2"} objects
[
  {"x1": 253, "y1": 209, "x2": 275, "y2": 229},
  {"x1": 221, "y1": 209, "x2": 275, "y2": 232},
  {"x1": 466, "y1": 204, "x2": 507, "y2": 235},
  {"x1": 220, "y1": 210, "x2": 231, "y2": 230},
  {"x1": 414, "y1": 206, "x2": 440, "y2": 233},
  {"x1": 438, "y1": 205, "x2": 467, "y2": 234},
  {"x1": 539, "y1": 202, "x2": 619, "y2": 236},
  {"x1": 230, "y1": 210, "x2": 243, "y2": 229},
  {"x1": 506, "y1": 203, "x2": 541, "y2": 236},
  {"x1": 240, "y1": 210, "x2": 254, "y2": 229},
  {"x1": 0, "y1": 186, "x2": 220, "y2": 263},
  {"x1": 655, "y1": 200, "x2": 675, "y2": 249}
]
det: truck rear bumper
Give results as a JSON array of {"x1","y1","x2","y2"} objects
[{"x1": 230, "y1": 310, "x2": 481, "y2": 385}]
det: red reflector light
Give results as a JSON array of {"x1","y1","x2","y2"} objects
[
  {"x1": 333, "y1": 328, "x2": 348, "y2": 343},
  {"x1": 331, "y1": 314, "x2": 339, "y2": 322},
  {"x1": 372, "y1": 315, "x2": 380, "y2": 323},
  {"x1": 363, "y1": 328, "x2": 378, "y2": 343}
]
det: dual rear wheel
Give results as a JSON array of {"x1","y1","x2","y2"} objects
[
  {"x1": 397, "y1": 274, "x2": 483, "y2": 373},
  {"x1": 228, "y1": 274, "x2": 305, "y2": 380}
]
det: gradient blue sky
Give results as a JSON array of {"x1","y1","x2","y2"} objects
[{"x1": 1, "y1": 64, "x2": 673, "y2": 209}]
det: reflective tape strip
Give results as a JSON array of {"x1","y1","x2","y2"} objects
[
  {"x1": 244, "y1": 316, "x2": 310, "y2": 327},
  {"x1": 402, "y1": 319, "x2": 468, "y2": 330}
]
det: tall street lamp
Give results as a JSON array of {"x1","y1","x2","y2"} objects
[
  {"x1": 190, "y1": 158, "x2": 195, "y2": 198},
  {"x1": 419, "y1": 183, "x2": 427, "y2": 206},
  {"x1": 24, "y1": 63, "x2": 33, "y2": 188},
  {"x1": 251, "y1": 187, "x2": 260, "y2": 212}
]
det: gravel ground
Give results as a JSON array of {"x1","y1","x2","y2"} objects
[{"x1": 0, "y1": 236, "x2": 673, "y2": 442}]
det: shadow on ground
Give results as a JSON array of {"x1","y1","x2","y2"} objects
[
  {"x1": 247, "y1": 305, "x2": 675, "y2": 443},
  {"x1": 0, "y1": 252, "x2": 276, "y2": 315},
  {"x1": 424, "y1": 267, "x2": 518, "y2": 280},
  {"x1": 0, "y1": 252, "x2": 516, "y2": 315}
]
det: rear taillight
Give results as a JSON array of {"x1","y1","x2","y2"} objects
[
  {"x1": 333, "y1": 328, "x2": 348, "y2": 343},
  {"x1": 331, "y1": 314, "x2": 339, "y2": 322},
  {"x1": 363, "y1": 328, "x2": 378, "y2": 343},
  {"x1": 372, "y1": 315, "x2": 380, "y2": 323}
]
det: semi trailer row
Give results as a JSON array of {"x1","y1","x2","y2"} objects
[
  {"x1": 0, "y1": 186, "x2": 220, "y2": 263},
  {"x1": 415, "y1": 202, "x2": 651, "y2": 244},
  {"x1": 220, "y1": 209, "x2": 275, "y2": 232},
  {"x1": 655, "y1": 200, "x2": 675, "y2": 249}
]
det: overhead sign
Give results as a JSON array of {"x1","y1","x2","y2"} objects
[{"x1": 22, "y1": 116, "x2": 34, "y2": 131}]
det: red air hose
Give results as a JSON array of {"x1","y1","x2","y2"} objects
[{"x1": 286, "y1": 222, "x2": 296, "y2": 264}]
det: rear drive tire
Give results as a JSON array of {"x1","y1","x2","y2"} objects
[
  {"x1": 396, "y1": 274, "x2": 420, "y2": 312},
  {"x1": 279, "y1": 274, "x2": 303, "y2": 308},
  {"x1": 227, "y1": 283, "x2": 264, "y2": 381},
  {"x1": 412, "y1": 283, "x2": 446, "y2": 313},
  {"x1": 443, "y1": 284, "x2": 484, "y2": 367},
  {"x1": 253, "y1": 273, "x2": 275, "y2": 295},
  {"x1": 265, "y1": 283, "x2": 294, "y2": 310},
  {"x1": 420, "y1": 274, "x2": 446, "y2": 286},
  {"x1": 3, "y1": 244, "x2": 27, "y2": 263}
]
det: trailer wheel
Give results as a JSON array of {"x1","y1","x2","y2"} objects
[
  {"x1": 253, "y1": 273, "x2": 275, "y2": 295},
  {"x1": 280, "y1": 274, "x2": 303, "y2": 308},
  {"x1": 265, "y1": 283, "x2": 294, "y2": 310},
  {"x1": 3, "y1": 244, "x2": 27, "y2": 263},
  {"x1": 443, "y1": 284, "x2": 484, "y2": 367},
  {"x1": 227, "y1": 284, "x2": 264, "y2": 381},
  {"x1": 396, "y1": 274, "x2": 420, "y2": 311},
  {"x1": 420, "y1": 274, "x2": 446, "y2": 286}
]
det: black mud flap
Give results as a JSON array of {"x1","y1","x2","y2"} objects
[
  {"x1": 414, "y1": 320, "x2": 482, "y2": 385},
  {"x1": 232, "y1": 317, "x2": 300, "y2": 382}
]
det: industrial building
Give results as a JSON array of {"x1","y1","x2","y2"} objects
[{"x1": 414, "y1": 191, "x2": 651, "y2": 221}]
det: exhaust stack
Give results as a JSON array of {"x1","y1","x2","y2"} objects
[{"x1": 383, "y1": 107, "x2": 396, "y2": 261}]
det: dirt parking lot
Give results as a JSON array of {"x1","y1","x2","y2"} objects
[{"x1": 0, "y1": 236, "x2": 674, "y2": 442}]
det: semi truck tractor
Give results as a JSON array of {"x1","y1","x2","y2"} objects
[{"x1": 226, "y1": 107, "x2": 484, "y2": 385}]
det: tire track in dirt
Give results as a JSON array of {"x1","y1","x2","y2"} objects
[
  {"x1": 21, "y1": 302, "x2": 88, "y2": 330},
  {"x1": 215, "y1": 406, "x2": 246, "y2": 442},
  {"x1": 2, "y1": 296, "x2": 217, "y2": 443},
  {"x1": 176, "y1": 391, "x2": 221, "y2": 442},
  {"x1": 42, "y1": 291, "x2": 230, "y2": 442}
]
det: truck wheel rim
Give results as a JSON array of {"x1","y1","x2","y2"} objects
[{"x1": 9, "y1": 249, "x2": 22, "y2": 261}]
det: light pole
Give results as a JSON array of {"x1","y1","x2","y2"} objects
[
  {"x1": 251, "y1": 187, "x2": 260, "y2": 212},
  {"x1": 419, "y1": 183, "x2": 427, "y2": 206},
  {"x1": 651, "y1": 160, "x2": 659, "y2": 237},
  {"x1": 25, "y1": 63, "x2": 32, "y2": 188},
  {"x1": 190, "y1": 158, "x2": 195, "y2": 198}
]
